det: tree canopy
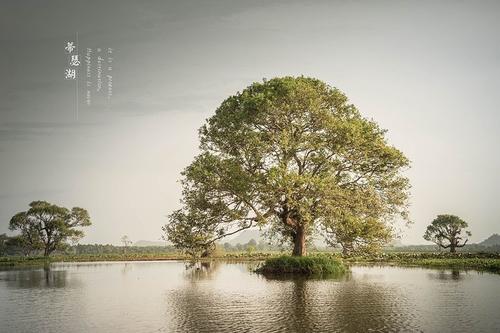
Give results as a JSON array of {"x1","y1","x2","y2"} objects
[
  {"x1": 163, "y1": 77, "x2": 410, "y2": 257},
  {"x1": 9, "y1": 201, "x2": 91, "y2": 256},
  {"x1": 423, "y1": 214, "x2": 471, "y2": 253},
  {"x1": 323, "y1": 215, "x2": 393, "y2": 256}
]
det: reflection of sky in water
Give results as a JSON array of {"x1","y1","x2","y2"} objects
[{"x1": 0, "y1": 262, "x2": 499, "y2": 332}]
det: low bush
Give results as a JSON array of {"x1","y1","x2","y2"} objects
[{"x1": 256, "y1": 255, "x2": 346, "y2": 275}]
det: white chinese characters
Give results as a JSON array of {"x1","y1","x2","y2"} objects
[
  {"x1": 65, "y1": 41, "x2": 76, "y2": 53},
  {"x1": 64, "y1": 68, "x2": 76, "y2": 80},
  {"x1": 64, "y1": 41, "x2": 79, "y2": 80},
  {"x1": 70, "y1": 55, "x2": 80, "y2": 66}
]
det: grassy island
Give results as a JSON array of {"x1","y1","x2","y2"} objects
[{"x1": 255, "y1": 255, "x2": 347, "y2": 275}]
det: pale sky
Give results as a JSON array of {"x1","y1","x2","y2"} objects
[{"x1": 1, "y1": 0, "x2": 499, "y2": 245}]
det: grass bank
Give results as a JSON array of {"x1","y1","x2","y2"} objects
[
  {"x1": 2, "y1": 251, "x2": 500, "y2": 274},
  {"x1": 0, "y1": 253, "x2": 187, "y2": 267},
  {"x1": 398, "y1": 258, "x2": 500, "y2": 272},
  {"x1": 342, "y1": 252, "x2": 500, "y2": 273},
  {"x1": 0, "y1": 252, "x2": 279, "y2": 267},
  {"x1": 255, "y1": 255, "x2": 346, "y2": 275}
]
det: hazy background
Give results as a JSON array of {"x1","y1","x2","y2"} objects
[{"x1": 1, "y1": 0, "x2": 499, "y2": 245}]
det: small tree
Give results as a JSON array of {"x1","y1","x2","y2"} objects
[
  {"x1": 246, "y1": 245, "x2": 256, "y2": 255},
  {"x1": 9, "y1": 201, "x2": 91, "y2": 256},
  {"x1": 121, "y1": 235, "x2": 132, "y2": 247},
  {"x1": 423, "y1": 214, "x2": 471, "y2": 253},
  {"x1": 245, "y1": 239, "x2": 257, "y2": 254},
  {"x1": 121, "y1": 235, "x2": 132, "y2": 253},
  {"x1": 323, "y1": 215, "x2": 392, "y2": 256},
  {"x1": 247, "y1": 238, "x2": 257, "y2": 248},
  {"x1": 223, "y1": 242, "x2": 234, "y2": 251}
]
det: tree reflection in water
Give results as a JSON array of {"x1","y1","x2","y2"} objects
[
  {"x1": 166, "y1": 264, "x2": 417, "y2": 332},
  {"x1": 121, "y1": 262, "x2": 132, "y2": 275},
  {"x1": 0, "y1": 262, "x2": 497, "y2": 332},
  {"x1": 183, "y1": 261, "x2": 220, "y2": 281},
  {"x1": 428, "y1": 269, "x2": 465, "y2": 281},
  {"x1": 4, "y1": 265, "x2": 69, "y2": 289}
]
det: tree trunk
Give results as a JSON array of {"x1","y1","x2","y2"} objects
[
  {"x1": 450, "y1": 243, "x2": 456, "y2": 253},
  {"x1": 292, "y1": 227, "x2": 306, "y2": 256},
  {"x1": 342, "y1": 243, "x2": 352, "y2": 256}
]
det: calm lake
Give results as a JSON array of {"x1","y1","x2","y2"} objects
[{"x1": 1, "y1": 261, "x2": 499, "y2": 332}]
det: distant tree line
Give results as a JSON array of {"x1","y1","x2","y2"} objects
[
  {"x1": 2, "y1": 234, "x2": 499, "y2": 257},
  {"x1": 71, "y1": 244, "x2": 176, "y2": 255},
  {"x1": 0, "y1": 239, "x2": 177, "y2": 257},
  {"x1": 3, "y1": 201, "x2": 498, "y2": 258},
  {"x1": 386, "y1": 243, "x2": 500, "y2": 253},
  {"x1": 221, "y1": 239, "x2": 287, "y2": 253}
]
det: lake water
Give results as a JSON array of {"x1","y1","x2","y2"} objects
[{"x1": 1, "y1": 261, "x2": 499, "y2": 332}]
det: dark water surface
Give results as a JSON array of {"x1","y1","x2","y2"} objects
[{"x1": 1, "y1": 261, "x2": 499, "y2": 332}]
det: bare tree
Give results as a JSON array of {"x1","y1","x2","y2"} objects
[{"x1": 121, "y1": 235, "x2": 132, "y2": 253}]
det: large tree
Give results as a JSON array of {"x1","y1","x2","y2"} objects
[
  {"x1": 164, "y1": 77, "x2": 410, "y2": 257},
  {"x1": 423, "y1": 214, "x2": 471, "y2": 253},
  {"x1": 9, "y1": 201, "x2": 91, "y2": 256}
]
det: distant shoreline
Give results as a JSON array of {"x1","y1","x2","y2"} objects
[{"x1": 1, "y1": 252, "x2": 499, "y2": 274}]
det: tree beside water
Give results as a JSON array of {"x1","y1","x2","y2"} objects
[
  {"x1": 163, "y1": 77, "x2": 410, "y2": 257},
  {"x1": 423, "y1": 214, "x2": 471, "y2": 253},
  {"x1": 8, "y1": 201, "x2": 91, "y2": 257}
]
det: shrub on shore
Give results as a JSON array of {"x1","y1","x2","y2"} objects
[{"x1": 256, "y1": 255, "x2": 346, "y2": 275}]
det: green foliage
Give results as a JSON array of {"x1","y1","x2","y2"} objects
[
  {"x1": 342, "y1": 251, "x2": 500, "y2": 262},
  {"x1": 0, "y1": 234, "x2": 7, "y2": 256},
  {"x1": 346, "y1": 252, "x2": 500, "y2": 273},
  {"x1": 341, "y1": 252, "x2": 500, "y2": 273},
  {"x1": 0, "y1": 256, "x2": 51, "y2": 267},
  {"x1": 323, "y1": 215, "x2": 393, "y2": 256},
  {"x1": 246, "y1": 245, "x2": 256, "y2": 254},
  {"x1": 2, "y1": 249, "x2": 499, "y2": 273},
  {"x1": 164, "y1": 76, "x2": 410, "y2": 257},
  {"x1": 410, "y1": 258, "x2": 500, "y2": 272},
  {"x1": 256, "y1": 255, "x2": 346, "y2": 275},
  {"x1": 1, "y1": 235, "x2": 31, "y2": 256},
  {"x1": 423, "y1": 214, "x2": 471, "y2": 253},
  {"x1": 0, "y1": 253, "x2": 185, "y2": 267},
  {"x1": 71, "y1": 244, "x2": 176, "y2": 255},
  {"x1": 9, "y1": 201, "x2": 91, "y2": 256}
]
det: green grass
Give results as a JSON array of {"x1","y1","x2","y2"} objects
[
  {"x1": 343, "y1": 251, "x2": 500, "y2": 261},
  {"x1": 0, "y1": 256, "x2": 52, "y2": 267},
  {"x1": 404, "y1": 258, "x2": 500, "y2": 272},
  {"x1": 2, "y1": 251, "x2": 500, "y2": 274},
  {"x1": 0, "y1": 253, "x2": 187, "y2": 267},
  {"x1": 256, "y1": 255, "x2": 347, "y2": 275},
  {"x1": 342, "y1": 252, "x2": 500, "y2": 273}
]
